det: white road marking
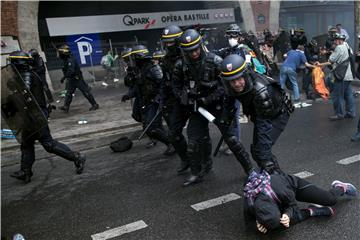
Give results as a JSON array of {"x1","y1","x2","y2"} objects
[
  {"x1": 293, "y1": 171, "x2": 314, "y2": 179},
  {"x1": 191, "y1": 193, "x2": 241, "y2": 211},
  {"x1": 91, "y1": 220, "x2": 148, "y2": 240},
  {"x1": 336, "y1": 154, "x2": 360, "y2": 165}
]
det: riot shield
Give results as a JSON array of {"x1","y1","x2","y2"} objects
[{"x1": 1, "y1": 64, "x2": 48, "y2": 143}]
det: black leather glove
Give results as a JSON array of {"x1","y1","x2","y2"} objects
[
  {"x1": 180, "y1": 90, "x2": 189, "y2": 105},
  {"x1": 47, "y1": 104, "x2": 57, "y2": 114},
  {"x1": 60, "y1": 77, "x2": 66, "y2": 84},
  {"x1": 121, "y1": 95, "x2": 130, "y2": 102}
]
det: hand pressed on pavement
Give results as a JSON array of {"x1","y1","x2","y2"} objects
[
  {"x1": 256, "y1": 221, "x2": 268, "y2": 234},
  {"x1": 280, "y1": 213, "x2": 290, "y2": 228}
]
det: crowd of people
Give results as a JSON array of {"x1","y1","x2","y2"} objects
[{"x1": 4, "y1": 22, "x2": 359, "y2": 234}]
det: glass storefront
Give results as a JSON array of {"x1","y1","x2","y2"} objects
[{"x1": 279, "y1": 1, "x2": 355, "y2": 48}]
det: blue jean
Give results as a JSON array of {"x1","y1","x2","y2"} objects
[
  {"x1": 280, "y1": 66, "x2": 300, "y2": 101},
  {"x1": 331, "y1": 81, "x2": 355, "y2": 117}
]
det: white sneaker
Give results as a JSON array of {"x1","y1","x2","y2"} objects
[
  {"x1": 301, "y1": 102, "x2": 312, "y2": 108},
  {"x1": 293, "y1": 102, "x2": 302, "y2": 108},
  {"x1": 224, "y1": 149, "x2": 233, "y2": 155},
  {"x1": 239, "y1": 115, "x2": 248, "y2": 123}
]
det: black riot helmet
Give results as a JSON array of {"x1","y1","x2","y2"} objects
[
  {"x1": 8, "y1": 50, "x2": 32, "y2": 72},
  {"x1": 179, "y1": 29, "x2": 203, "y2": 52},
  {"x1": 121, "y1": 48, "x2": 132, "y2": 62},
  {"x1": 131, "y1": 45, "x2": 149, "y2": 59},
  {"x1": 179, "y1": 29, "x2": 206, "y2": 63},
  {"x1": 28, "y1": 49, "x2": 39, "y2": 58},
  {"x1": 152, "y1": 50, "x2": 166, "y2": 59},
  {"x1": 161, "y1": 25, "x2": 183, "y2": 43},
  {"x1": 58, "y1": 44, "x2": 71, "y2": 59},
  {"x1": 161, "y1": 25, "x2": 183, "y2": 53},
  {"x1": 220, "y1": 54, "x2": 254, "y2": 96},
  {"x1": 225, "y1": 24, "x2": 244, "y2": 38}
]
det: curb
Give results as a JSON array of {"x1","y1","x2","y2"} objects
[
  {"x1": 1, "y1": 122, "x2": 142, "y2": 152},
  {"x1": 1, "y1": 123, "x2": 143, "y2": 168}
]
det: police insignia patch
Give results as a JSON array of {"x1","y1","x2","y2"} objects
[
  {"x1": 227, "y1": 63, "x2": 233, "y2": 71},
  {"x1": 186, "y1": 36, "x2": 191, "y2": 43}
]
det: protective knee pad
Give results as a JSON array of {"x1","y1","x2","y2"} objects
[
  {"x1": 187, "y1": 142, "x2": 199, "y2": 157},
  {"x1": 225, "y1": 135, "x2": 240, "y2": 149}
]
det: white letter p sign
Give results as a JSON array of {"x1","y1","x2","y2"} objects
[{"x1": 77, "y1": 42, "x2": 93, "y2": 64}]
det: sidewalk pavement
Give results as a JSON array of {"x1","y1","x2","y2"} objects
[{"x1": 1, "y1": 79, "x2": 143, "y2": 167}]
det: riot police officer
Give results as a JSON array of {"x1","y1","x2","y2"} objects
[
  {"x1": 290, "y1": 28, "x2": 307, "y2": 50},
  {"x1": 121, "y1": 47, "x2": 143, "y2": 123},
  {"x1": 220, "y1": 54, "x2": 294, "y2": 171},
  {"x1": 173, "y1": 29, "x2": 254, "y2": 186},
  {"x1": 28, "y1": 48, "x2": 55, "y2": 112},
  {"x1": 122, "y1": 44, "x2": 174, "y2": 155},
  {"x1": 57, "y1": 44, "x2": 99, "y2": 113},
  {"x1": 8, "y1": 51, "x2": 86, "y2": 183},
  {"x1": 159, "y1": 25, "x2": 191, "y2": 172}
]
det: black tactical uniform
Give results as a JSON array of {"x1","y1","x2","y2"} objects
[
  {"x1": 290, "y1": 28, "x2": 307, "y2": 50},
  {"x1": 125, "y1": 45, "x2": 174, "y2": 155},
  {"x1": 121, "y1": 47, "x2": 143, "y2": 123},
  {"x1": 28, "y1": 49, "x2": 55, "y2": 112},
  {"x1": 58, "y1": 44, "x2": 99, "y2": 113},
  {"x1": 173, "y1": 29, "x2": 254, "y2": 186},
  {"x1": 220, "y1": 54, "x2": 294, "y2": 171},
  {"x1": 8, "y1": 51, "x2": 86, "y2": 183},
  {"x1": 273, "y1": 28, "x2": 291, "y2": 62},
  {"x1": 160, "y1": 25, "x2": 190, "y2": 172}
]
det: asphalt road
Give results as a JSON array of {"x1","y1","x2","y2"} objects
[{"x1": 1, "y1": 99, "x2": 360, "y2": 240}]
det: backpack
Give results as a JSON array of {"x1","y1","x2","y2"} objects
[{"x1": 109, "y1": 137, "x2": 133, "y2": 152}]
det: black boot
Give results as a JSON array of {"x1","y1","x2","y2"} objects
[
  {"x1": 10, "y1": 169, "x2": 33, "y2": 183},
  {"x1": 200, "y1": 138, "x2": 213, "y2": 177},
  {"x1": 183, "y1": 143, "x2": 202, "y2": 186},
  {"x1": 74, "y1": 153, "x2": 86, "y2": 174},
  {"x1": 177, "y1": 160, "x2": 190, "y2": 174},
  {"x1": 89, "y1": 104, "x2": 99, "y2": 111},
  {"x1": 59, "y1": 106, "x2": 69, "y2": 113},
  {"x1": 183, "y1": 174, "x2": 203, "y2": 187},
  {"x1": 170, "y1": 134, "x2": 190, "y2": 174},
  {"x1": 163, "y1": 144, "x2": 176, "y2": 156},
  {"x1": 146, "y1": 139, "x2": 157, "y2": 148}
]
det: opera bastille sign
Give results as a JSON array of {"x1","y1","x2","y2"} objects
[{"x1": 46, "y1": 8, "x2": 235, "y2": 36}]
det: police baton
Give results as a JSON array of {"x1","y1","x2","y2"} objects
[
  {"x1": 213, "y1": 107, "x2": 238, "y2": 157},
  {"x1": 137, "y1": 108, "x2": 162, "y2": 141},
  {"x1": 213, "y1": 136, "x2": 224, "y2": 157},
  {"x1": 197, "y1": 106, "x2": 222, "y2": 156}
]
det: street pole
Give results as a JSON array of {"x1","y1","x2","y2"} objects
[
  {"x1": 88, "y1": 42, "x2": 96, "y2": 83},
  {"x1": 355, "y1": 0, "x2": 360, "y2": 48}
]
